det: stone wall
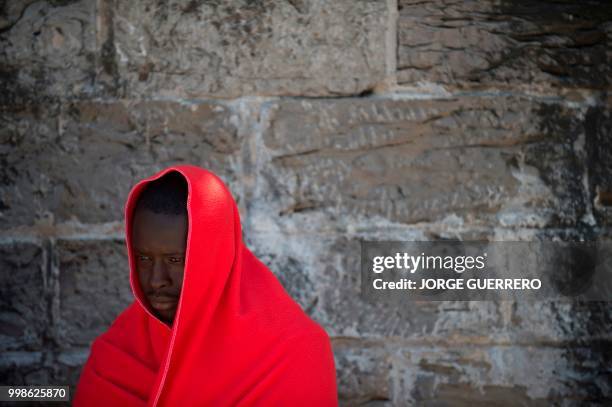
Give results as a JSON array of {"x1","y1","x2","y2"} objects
[{"x1": 1, "y1": 0, "x2": 611, "y2": 405}]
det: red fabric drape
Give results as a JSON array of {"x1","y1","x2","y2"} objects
[{"x1": 73, "y1": 165, "x2": 338, "y2": 406}]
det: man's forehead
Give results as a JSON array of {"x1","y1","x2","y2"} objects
[
  {"x1": 131, "y1": 209, "x2": 188, "y2": 251},
  {"x1": 132, "y1": 208, "x2": 187, "y2": 228},
  {"x1": 133, "y1": 245, "x2": 185, "y2": 255}
]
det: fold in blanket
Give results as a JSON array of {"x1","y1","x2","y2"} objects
[{"x1": 74, "y1": 165, "x2": 338, "y2": 406}]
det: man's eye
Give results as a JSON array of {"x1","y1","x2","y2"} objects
[
  {"x1": 169, "y1": 257, "x2": 183, "y2": 264},
  {"x1": 138, "y1": 255, "x2": 151, "y2": 262}
]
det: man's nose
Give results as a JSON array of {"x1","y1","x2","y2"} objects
[{"x1": 150, "y1": 259, "x2": 170, "y2": 289}]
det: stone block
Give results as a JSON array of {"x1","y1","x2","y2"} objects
[
  {"x1": 0, "y1": 241, "x2": 47, "y2": 352},
  {"x1": 509, "y1": 301, "x2": 612, "y2": 344},
  {"x1": 111, "y1": 0, "x2": 387, "y2": 97},
  {"x1": 56, "y1": 239, "x2": 132, "y2": 347},
  {"x1": 394, "y1": 344, "x2": 611, "y2": 405},
  {"x1": 397, "y1": 0, "x2": 612, "y2": 90},
  {"x1": 585, "y1": 104, "x2": 612, "y2": 225},
  {"x1": 55, "y1": 347, "x2": 89, "y2": 387},
  {"x1": 0, "y1": 0, "x2": 97, "y2": 105},
  {"x1": 246, "y1": 233, "x2": 319, "y2": 315},
  {"x1": 258, "y1": 96, "x2": 589, "y2": 230},
  {"x1": 0, "y1": 100, "x2": 240, "y2": 229},
  {"x1": 332, "y1": 341, "x2": 393, "y2": 405},
  {"x1": 0, "y1": 351, "x2": 44, "y2": 386}
]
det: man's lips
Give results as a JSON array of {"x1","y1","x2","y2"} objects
[{"x1": 148, "y1": 296, "x2": 178, "y2": 311}]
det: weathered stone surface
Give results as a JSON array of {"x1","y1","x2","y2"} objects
[
  {"x1": 55, "y1": 347, "x2": 89, "y2": 387},
  {"x1": 397, "y1": 0, "x2": 612, "y2": 90},
  {"x1": 329, "y1": 340, "x2": 611, "y2": 406},
  {"x1": 0, "y1": 100, "x2": 241, "y2": 230},
  {"x1": 56, "y1": 239, "x2": 132, "y2": 347},
  {"x1": 510, "y1": 301, "x2": 612, "y2": 344},
  {"x1": 0, "y1": 351, "x2": 44, "y2": 385},
  {"x1": 246, "y1": 233, "x2": 319, "y2": 314},
  {"x1": 585, "y1": 104, "x2": 612, "y2": 225},
  {"x1": 0, "y1": 1, "x2": 37, "y2": 31},
  {"x1": 0, "y1": 0, "x2": 96, "y2": 105},
  {"x1": 394, "y1": 344, "x2": 611, "y2": 405},
  {"x1": 332, "y1": 341, "x2": 393, "y2": 406},
  {"x1": 0, "y1": 349, "x2": 86, "y2": 385},
  {"x1": 111, "y1": 0, "x2": 387, "y2": 98},
  {"x1": 258, "y1": 97, "x2": 589, "y2": 230},
  {"x1": 0, "y1": 104, "x2": 59, "y2": 229},
  {"x1": 0, "y1": 241, "x2": 47, "y2": 352}
]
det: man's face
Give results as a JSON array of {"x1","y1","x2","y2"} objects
[{"x1": 131, "y1": 208, "x2": 187, "y2": 325}]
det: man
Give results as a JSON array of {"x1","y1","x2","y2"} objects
[
  {"x1": 130, "y1": 171, "x2": 188, "y2": 326},
  {"x1": 73, "y1": 165, "x2": 338, "y2": 406}
]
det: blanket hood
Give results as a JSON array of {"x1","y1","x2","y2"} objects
[{"x1": 125, "y1": 165, "x2": 241, "y2": 332}]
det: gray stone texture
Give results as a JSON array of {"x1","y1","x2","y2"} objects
[
  {"x1": 0, "y1": 241, "x2": 47, "y2": 353},
  {"x1": 332, "y1": 341, "x2": 393, "y2": 405},
  {"x1": 398, "y1": 0, "x2": 612, "y2": 91},
  {"x1": 257, "y1": 97, "x2": 591, "y2": 229},
  {"x1": 0, "y1": 0, "x2": 97, "y2": 105},
  {"x1": 585, "y1": 104, "x2": 612, "y2": 225},
  {"x1": 110, "y1": 0, "x2": 387, "y2": 98},
  {"x1": 56, "y1": 238, "x2": 132, "y2": 347},
  {"x1": 1, "y1": 0, "x2": 611, "y2": 405},
  {"x1": 0, "y1": 100, "x2": 240, "y2": 230}
]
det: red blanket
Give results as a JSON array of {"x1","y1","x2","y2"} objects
[{"x1": 74, "y1": 165, "x2": 338, "y2": 406}]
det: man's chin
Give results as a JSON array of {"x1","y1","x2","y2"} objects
[{"x1": 151, "y1": 308, "x2": 176, "y2": 325}]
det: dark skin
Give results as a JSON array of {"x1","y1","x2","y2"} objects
[{"x1": 131, "y1": 207, "x2": 188, "y2": 325}]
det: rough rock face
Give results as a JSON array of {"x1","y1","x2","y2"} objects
[
  {"x1": 0, "y1": 100, "x2": 240, "y2": 230},
  {"x1": 111, "y1": 0, "x2": 389, "y2": 98},
  {"x1": 1, "y1": 0, "x2": 611, "y2": 406},
  {"x1": 258, "y1": 97, "x2": 590, "y2": 228},
  {"x1": 397, "y1": 0, "x2": 612, "y2": 91},
  {"x1": 0, "y1": 0, "x2": 97, "y2": 105}
]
